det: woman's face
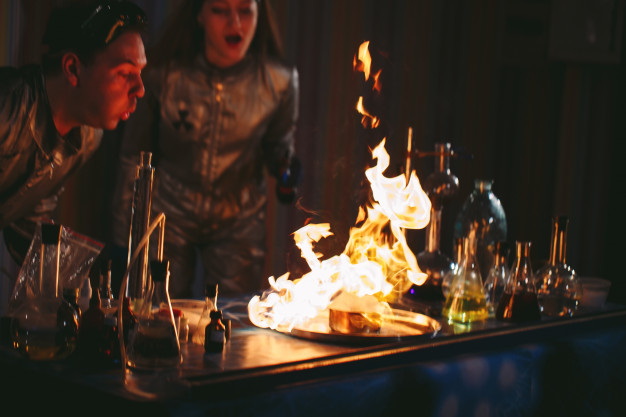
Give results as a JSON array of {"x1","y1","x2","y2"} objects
[{"x1": 198, "y1": 0, "x2": 259, "y2": 68}]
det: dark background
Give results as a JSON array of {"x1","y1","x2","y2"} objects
[{"x1": 1, "y1": 0, "x2": 624, "y2": 302}]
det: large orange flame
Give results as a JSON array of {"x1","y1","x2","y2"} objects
[{"x1": 248, "y1": 139, "x2": 431, "y2": 331}]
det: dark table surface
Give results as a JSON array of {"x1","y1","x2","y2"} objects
[{"x1": 2, "y1": 294, "x2": 626, "y2": 416}]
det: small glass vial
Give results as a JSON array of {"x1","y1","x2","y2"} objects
[
  {"x1": 192, "y1": 283, "x2": 218, "y2": 345},
  {"x1": 204, "y1": 309, "x2": 226, "y2": 353},
  {"x1": 496, "y1": 241, "x2": 541, "y2": 322},
  {"x1": 442, "y1": 230, "x2": 489, "y2": 324},
  {"x1": 535, "y1": 215, "x2": 582, "y2": 317}
]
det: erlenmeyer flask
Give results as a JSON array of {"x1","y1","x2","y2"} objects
[
  {"x1": 496, "y1": 241, "x2": 541, "y2": 322},
  {"x1": 483, "y1": 241, "x2": 510, "y2": 316},
  {"x1": 535, "y1": 215, "x2": 582, "y2": 317},
  {"x1": 126, "y1": 259, "x2": 182, "y2": 370},
  {"x1": 441, "y1": 230, "x2": 489, "y2": 324}
]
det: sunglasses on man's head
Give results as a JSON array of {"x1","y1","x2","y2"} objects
[{"x1": 80, "y1": 0, "x2": 147, "y2": 47}]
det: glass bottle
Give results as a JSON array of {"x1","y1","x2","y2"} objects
[
  {"x1": 126, "y1": 259, "x2": 182, "y2": 370},
  {"x1": 441, "y1": 230, "x2": 489, "y2": 324},
  {"x1": 496, "y1": 241, "x2": 541, "y2": 322},
  {"x1": 78, "y1": 287, "x2": 112, "y2": 366},
  {"x1": 100, "y1": 260, "x2": 115, "y2": 315},
  {"x1": 441, "y1": 237, "x2": 463, "y2": 298},
  {"x1": 11, "y1": 223, "x2": 79, "y2": 360},
  {"x1": 413, "y1": 143, "x2": 459, "y2": 300},
  {"x1": 453, "y1": 179, "x2": 507, "y2": 279},
  {"x1": 61, "y1": 287, "x2": 81, "y2": 323},
  {"x1": 535, "y1": 215, "x2": 582, "y2": 317},
  {"x1": 192, "y1": 283, "x2": 218, "y2": 345},
  {"x1": 204, "y1": 309, "x2": 226, "y2": 353},
  {"x1": 483, "y1": 241, "x2": 510, "y2": 316}
]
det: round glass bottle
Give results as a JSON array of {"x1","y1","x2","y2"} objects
[
  {"x1": 535, "y1": 215, "x2": 582, "y2": 317},
  {"x1": 496, "y1": 241, "x2": 541, "y2": 322},
  {"x1": 453, "y1": 179, "x2": 507, "y2": 279}
]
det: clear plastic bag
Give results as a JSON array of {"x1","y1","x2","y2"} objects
[{"x1": 7, "y1": 222, "x2": 103, "y2": 316}]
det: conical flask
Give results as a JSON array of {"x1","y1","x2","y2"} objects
[
  {"x1": 126, "y1": 259, "x2": 182, "y2": 370},
  {"x1": 453, "y1": 179, "x2": 507, "y2": 279},
  {"x1": 441, "y1": 229, "x2": 489, "y2": 324},
  {"x1": 496, "y1": 241, "x2": 541, "y2": 322},
  {"x1": 483, "y1": 241, "x2": 510, "y2": 316},
  {"x1": 535, "y1": 215, "x2": 582, "y2": 317}
]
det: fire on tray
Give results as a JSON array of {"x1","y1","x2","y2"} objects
[{"x1": 248, "y1": 41, "x2": 432, "y2": 335}]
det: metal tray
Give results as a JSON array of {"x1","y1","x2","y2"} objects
[{"x1": 283, "y1": 308, "x2": 442, "y2": 345}]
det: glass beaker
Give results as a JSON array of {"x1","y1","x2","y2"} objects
[
  {"x1": 496, "y1": 241, "x2": 541, "y2": 322},
  {"x1": 441, "y1": 230, "x2": 489, "y2": 324},
  {"x1": 126, "y1": 259, "x2": 182, "y2": 370},
  {"x1": 453, "y1": 179, "x2": 507, "y2": 279},
  {"x1": 11, "y1": 223, "x2": 80, "y2": 360},
  {"x1": 535, "y1": 215, "x2": 582, "y2": 317},
  {"x1": 483, "y1": 241, "x2": 510, "y2": 316}
]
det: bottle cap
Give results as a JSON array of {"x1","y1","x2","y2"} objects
[{"x1": 209, "y1": 309, "x2": 223, "y2": 320}]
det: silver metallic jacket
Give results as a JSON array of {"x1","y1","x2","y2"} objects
[
  {"x1": 111, "y1": 55, "x2": 298, "y2": 296},
  {"x1": 0, "y1": 65, "x2": 101, "y2": 262}
]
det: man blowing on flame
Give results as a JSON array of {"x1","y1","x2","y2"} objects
[{"x1": 0, "y1": 1, "x2": 147, "y2": 270}]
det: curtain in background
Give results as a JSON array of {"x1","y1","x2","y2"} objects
[{"x1": 1, "y1": 0, "x2": 623, "y2": 302}]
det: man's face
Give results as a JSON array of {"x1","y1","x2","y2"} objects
[{"x1": 76, "y1": 31, "x2": 147, "y2": 130}]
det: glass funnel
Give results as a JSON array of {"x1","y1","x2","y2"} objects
[
  {"x1": 535, "y1": 215, "x2": 582, "y2": 317},
  {"x1": 496, "y1": 241, "x2": 541, "y2": 322},
  {"x1": 441, "y1": 229, "x2": 489, "y2": 324}
]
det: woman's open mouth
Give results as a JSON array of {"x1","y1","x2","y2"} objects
[{"x1": 225, "y1": 34, "x2": 243, "y2": 46}]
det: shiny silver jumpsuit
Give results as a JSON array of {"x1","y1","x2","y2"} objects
[{"x1": 111, "y1": 55, "x2": 298, "y2": 297}]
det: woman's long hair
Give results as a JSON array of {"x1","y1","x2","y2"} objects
[{"x1": 148, "y1": 0, "x2": 284, "y2": 71}]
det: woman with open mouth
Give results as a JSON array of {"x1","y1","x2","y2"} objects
[{"x1": 110, "y1": 0, "x2": 301, "y2": 299}]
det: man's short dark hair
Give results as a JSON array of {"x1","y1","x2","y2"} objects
[{"x1": 41, "y1": 0, "x2": 147, "y2": 74}]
